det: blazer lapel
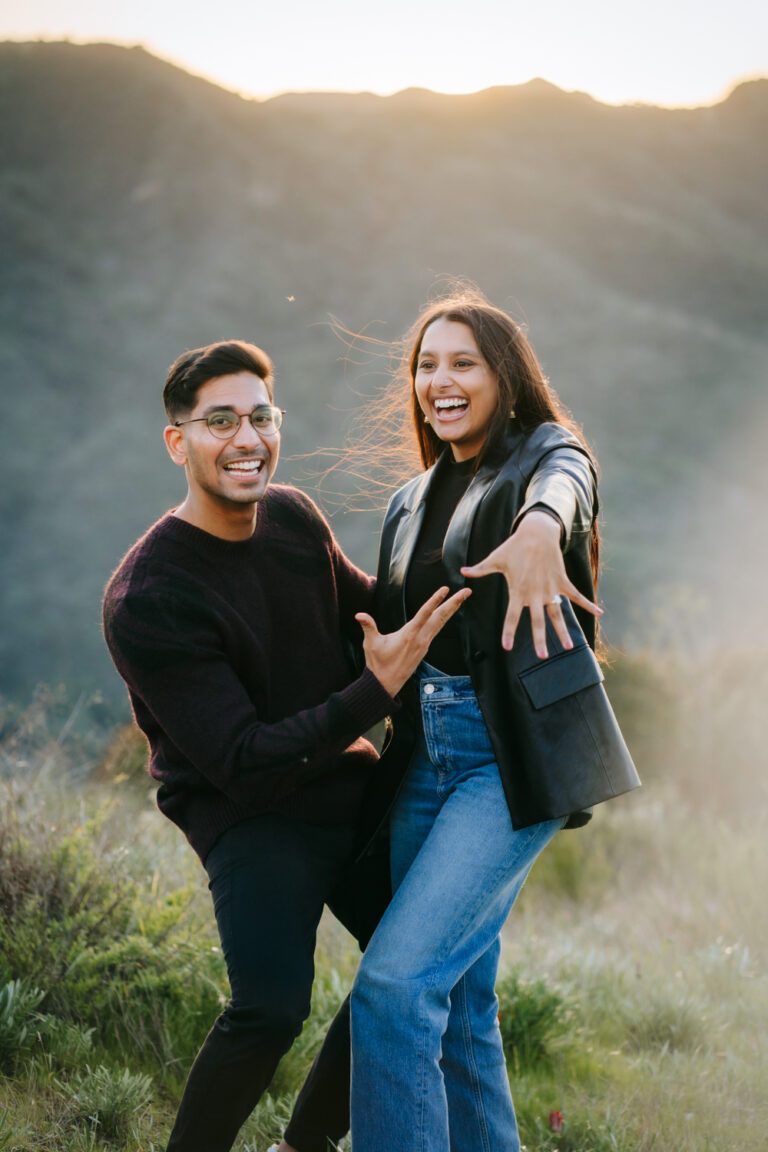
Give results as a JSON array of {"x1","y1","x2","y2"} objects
[
  {"x1": 386, "y1": 452, "x2": 499, "y2": 623},
  {"x1": 386, "y1": 467, "x2": 433, "y2": 624},
  {"x1": 442, "y1": 463, "x2": 497, "y2": 584}
]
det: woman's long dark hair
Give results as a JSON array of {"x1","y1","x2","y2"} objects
[
  {"x1": 405, "y1": 289, "x2": 599, "y2": 585},
  {"x1": 327, "y1": 284, "x2": 600, "y2": 585}
]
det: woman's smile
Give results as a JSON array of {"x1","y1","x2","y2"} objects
[{"x1": 432, "y1": 395, "x2": 469, "y2": 421}]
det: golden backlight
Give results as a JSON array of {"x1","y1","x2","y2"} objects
[{"x1": 1, "y1": 0, "x2": 766, "y2": 107}]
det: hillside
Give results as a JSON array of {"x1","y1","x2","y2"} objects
[{"x1": 1, "y1": 42, "x2": 767, "y2": 698}]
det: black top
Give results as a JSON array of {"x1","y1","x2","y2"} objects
[
  {"x1": 404, "y1": 454, "x2": 476, "y2": 674},
  {"x1": 102, "y1": 485, "x2": 395, "y2": 862}
]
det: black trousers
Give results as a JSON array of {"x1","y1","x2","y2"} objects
[{"x1": 166, "y1": 813, "x2": 390, "y2": 1152}]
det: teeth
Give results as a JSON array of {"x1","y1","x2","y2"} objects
[
  {"x1": 434, "y1": 398, "x2": 468, "y2": 411},
  {"x1": 224, "y1": 460, "x2": 263, "y2": 473}
]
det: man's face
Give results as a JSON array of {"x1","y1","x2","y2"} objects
[{"x1": 166, "y1": 372, "x2": 280, "y2": 515}]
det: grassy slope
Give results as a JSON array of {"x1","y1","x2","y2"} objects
[{"x1": 0, "y1": 649, "x2": 766, "y2": 1151}]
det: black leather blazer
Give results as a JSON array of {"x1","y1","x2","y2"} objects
[{"x1": 364, "y1": 421, "x2": 640, "y2": 840}]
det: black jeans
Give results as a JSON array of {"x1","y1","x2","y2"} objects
[{"x1": 166, "y1": 812, "x2": 389, "y2": 1152}]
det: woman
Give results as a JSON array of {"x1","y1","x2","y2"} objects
[{"x1": 348, "y1": 290, "x2": 639, "y2": 1152}]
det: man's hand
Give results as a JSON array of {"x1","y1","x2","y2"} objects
[
  {"x1": 355, "y1": 586, "x2": 471, "y2": 697},
  {"x1": 460, "y1": 511, "x2": 602, "y2": 658}
]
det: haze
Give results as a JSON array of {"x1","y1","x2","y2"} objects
[{"x1": 1, "y1": 0, "x2": 766, "y2": 106}]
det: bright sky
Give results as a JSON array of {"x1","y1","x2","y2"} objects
[{"x1": 1, "y1": 0, "x2": 766, "y2": 107}]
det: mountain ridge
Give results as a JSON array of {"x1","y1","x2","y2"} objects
[{"x1": 1, "y1": 42, "x2": 766, "y2": 697}]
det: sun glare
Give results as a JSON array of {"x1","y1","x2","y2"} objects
[{"x1": 0, "y1": 0, "x2": 766, "y2": 108}]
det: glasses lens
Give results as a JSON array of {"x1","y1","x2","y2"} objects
[
  {"x1": 250, "y1": 406, "x2": 283, "y2": 434},
  {"x1": 206, "y1": 412, "x2": 240, "y2": 438}
]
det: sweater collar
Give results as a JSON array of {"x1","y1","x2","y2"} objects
[{"x1": 156, "y1": 507, "x2": 263, "y2": 556}]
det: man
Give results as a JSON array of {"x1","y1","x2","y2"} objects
[{"x1": 102, "y1": 339, "x2": 468, "y2": 1152}]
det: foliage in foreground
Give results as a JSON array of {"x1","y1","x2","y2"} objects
[
  {"x1": 0, "y1": 650, "x2": 766, "y2": 1150},
  {"x1": 0, "y1": 792, "x2": 224, "y2": 1096}
]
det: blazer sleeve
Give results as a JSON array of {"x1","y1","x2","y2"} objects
[{"x1": 512, "y1": 427, "x2": 597, "y2": 552}]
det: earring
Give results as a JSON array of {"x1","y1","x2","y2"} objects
[
  {"x1": 423, "y1": 414, "x2": 430, "y2": 424},
  {"x1": 509, "y1": 408, "x2": 516, "y2": 419}
]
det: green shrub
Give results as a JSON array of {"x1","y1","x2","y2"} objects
[
  {"x1": 0, "y1": 804, "x2": 136, "y2": 997},
  {"x1": 497, "y1": 970, "x2": 570, "y2": 1070},
  {"x1": 0, "y1": 794, "x2": 226, "y2": 1090},
  {"x1": 63, "y1": 931, "x2": 225, "y2": 1085},
  {"x1": 36, "y1": 1015, "x2": 95, "y2": 1073},
  {"x1": 59, "y1": 1064, "x2": 152, "y2": 1142},
  {"x1": 61, "y1": 1125, "x2": 105, "y2": 1152},
  {"x1": 0, "y1": 1109, "x2": 13, "y2": 1152},
  {"x1": 0, "y1": 980, "x2": 44, "y2": 1073}
]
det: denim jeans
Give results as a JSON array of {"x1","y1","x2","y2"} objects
[{"x1": 350, "y1": 665, "x2": 564, "y2": 1152}]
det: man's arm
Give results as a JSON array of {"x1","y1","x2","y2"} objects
[
  {"x1": 104, "y1": 587, "x2": 393, "y2": 805},
  {"x1": 104, "y1": 582, "x2": 468, "y2": 805}
]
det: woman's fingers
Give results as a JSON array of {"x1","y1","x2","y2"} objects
[
  {"x1": 529, "y1": 604, "x2": 550, "y2": 659},
  {"x1": 541, "y1": 580, "x2": 603, "y2": 656},
  {"x1": 501, "y1": 596, "x2": 523, "y2": 652},
  {"x1": 366, "y1": 567, "x2": 598, "y2": 664},
  {"x1": 504, "y1": 584, "x2": 605, "y2": 659},
  {"x1": 566, "y1": 584, "x2": 603, "y2": 618}
]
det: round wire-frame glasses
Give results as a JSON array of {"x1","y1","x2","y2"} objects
[{"x1": 174, "y1": 406, "x2": 285, "y2": 439}]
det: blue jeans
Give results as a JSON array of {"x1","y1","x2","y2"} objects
[{"x1": 350, "y1": 665, "x2": 564, "y2": 1152}]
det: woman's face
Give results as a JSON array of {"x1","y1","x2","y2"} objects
[{"x1": 414, "y1": 318, "x2": 499, "y2": 461}]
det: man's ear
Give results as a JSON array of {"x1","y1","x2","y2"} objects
[{"x1": 164, "y1": 424, "x2": 187, "y2": 466}]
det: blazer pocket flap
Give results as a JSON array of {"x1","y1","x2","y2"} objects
[{"x1": 520, "y1": 645, "x2": 604, "y2": 709}]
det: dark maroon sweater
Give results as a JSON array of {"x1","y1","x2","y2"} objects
[{"x1": 102, "y1": 485, "x2": 395, "y2": 862}]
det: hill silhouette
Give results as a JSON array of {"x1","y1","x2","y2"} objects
[{"x1": 1, "y1": 41, "x2": 767, "y2": 699}]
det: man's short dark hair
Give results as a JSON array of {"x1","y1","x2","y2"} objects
[{"x1": 163, "y1": 340, "x2": 274, "y2": 421}]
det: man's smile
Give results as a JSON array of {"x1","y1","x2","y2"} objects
[{"x1": 222, "y1": 457, "x2": 266, "y2": 475}]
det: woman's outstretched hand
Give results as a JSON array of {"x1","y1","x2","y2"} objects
[
  {"x1": 356, "y1": 586, "x2": 471, "y2": 697},
  {"x1": 459, "y1": 511, "x2": 602, "y2": 659}
]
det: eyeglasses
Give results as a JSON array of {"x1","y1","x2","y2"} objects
[{"x1": 174, "y1": 405, "x2": 285, "y2": 439}]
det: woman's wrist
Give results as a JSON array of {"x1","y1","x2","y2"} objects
[{"x1": 515, "y1": 508, "x2": 563, "y2": 543}]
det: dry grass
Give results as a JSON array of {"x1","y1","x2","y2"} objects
[{"x1": 1, "y1": 647, "x2": 767, "y2": 1150}]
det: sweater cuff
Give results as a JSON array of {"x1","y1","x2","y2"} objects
[{"x1": 337, "y1": 667, "x2": 398, "y2": 734}]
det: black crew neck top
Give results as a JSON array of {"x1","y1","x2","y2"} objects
[
  {"x1": 404, "y1": 454, "x2": 476, "y2": 675},
  {"x1": 102, "y1": 485, "x2": 394, "y2": 863}
]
